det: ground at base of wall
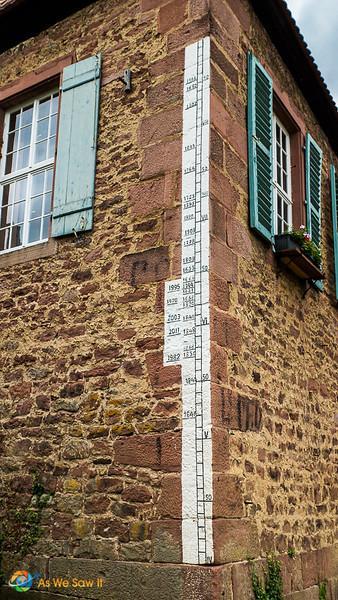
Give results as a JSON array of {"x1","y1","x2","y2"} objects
[{"x1": 1, "y1": 555, "x2": 337, "y2": 600}]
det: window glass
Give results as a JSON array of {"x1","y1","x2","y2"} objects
[
  {"x1": 0, "y1": 91, "x2": 59, "y2": 253},
  {"x1": 273, "y1": 116, "x2": 292, "y2": 234}
]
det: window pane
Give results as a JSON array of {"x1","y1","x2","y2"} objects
[
  {"x1": 276, "y1": 123, "x2": 280, "y2": 141},
  {"x1": 38, "y1": 98, "x2": 50, "y2": 119},
  {"x1": 51, "y1": 94, "x2": 59, "y2": 114},
  {"x1": 42, "y1": 216, "x2": 50, "y2": 239},
  {"x1": 0, "y1": 93, "x2": 58, "y2": 254},
  {"x1": 0, "y1": 205, "x2": 12, "y2": 228},
  {"x1": 44, "y1": 192, "x2": 52, "y2": 215},
  {"x1": 12, "y1": 201, "x2": 25, "y2": 224},
  {"x1": 7, "y1": 130, "x2": 19, "y2": 153},
  {"x1": 45, "y1": 169, "x2": 53, "y2": 191},
  {"x1": 5, "y1": 152, "x2": 16, "y2": 174},
  {"x1": 47, "y1": 137, "x2": 56, "y2": 159},
  {"x1": 283, "y1": 201, "x2": 288, "y2": 221},
  {"x1": 9, "y1": 110, "x2": 20, "y2": 131},
  {"x1": 282, "y1": 131, "x2": 286, "y2": 150},
  {"x1": 50, "y1": 114, "x2": 57, "y2": 137},
  {"x1": 31, "y1": 172, "x2": 44, "y2": 197},
  {"x1": 2, "y1": 184, "x2": 10, "y2": 206},
  {"x1": 18, "y1": 125, "x2": 32, "y2": 149},
  {"x1": 15, "y1": 178, "x2": 27, "y2": 202},
  {"x1": 21, "y1": 105, "x2": 33, "y2": 127},
  {"x1": 0, "y1": 228, "x2": 10, "y2": 251},
  {"x1": 36, "y1": 118, "x2": 49, "y2": 142},
  {"x1": 276, "y1": 145, "x2": 281, "y2": 165},
  {"x1": 17, "y1": 147, "x2": 30, "y2": 170},
  {"x1": 283, "y1": 172, "x2": 287, "y2": 192},
  {"x1": 28, "y1": 219, "x2": 41, "y2": 243},
  {"x1": 35, "y1": 140, "x2": 47, "y2": 163},
  {"x1": 11, "y1": 223, "x2": 24, "y2": 247},
  {"x1": 30, "y1": 195, "x2": 43, "y2": 219},
  {"x1": 277, "y1": 165, "x2": 281, "y2": 186}
]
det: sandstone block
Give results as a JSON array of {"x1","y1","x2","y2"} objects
[
  {"x1": 114, "y1": 432, "x2": 181, "y2": 472},
  {"x1": 129, "y1": 177, "x2": 166, "y2": 217},
  {"x1": 121, "y1": 485, "x2": 152, "y2": 503},
  {"x1": 158, "y1": 0, "x2": 187, "y2": 33},
  {"x1": 211, "y1": 92, "x2": 246, "y2": 161},
  {"x1": 149, "y1": 49, "x2": 184, "y2": 77},
  {"x1": 119, "y1": 247, "x2": 170, "y2": 286},
  {"x1": 157, "y1": 474, "x2": 181, "y2": 518},
  {"x1": 151, "y1": 519, "x2": 182, "y2": 563},
  {"x1": 210, "y1": 41, "x2": 239, "y2": 86},
  {"x1": 142, "y1": 139, "x2": 181, "y2": 179},
  {"x1": 210, "y1": 237, "x2": 238, "y2": 283},
  {"x1": 210, "y1": 198, "x2": 226, "y2": 242},
  {"x1": 213, "y1": 519, "x2": 260, "y2": 563},
  {"x1": 211, "y1": 308, "x2": 242, "y2": 353},
  {"x1": 146, "y1": 350, "x2": 181, "y2": 389},
  {"x1": 167, "y1": 15, "x2": 209, "y2": 53},
  {"x1": 147, "y1": 73, "x2": 183, "y2": 109},
  {"x1": 213, "y1": 473, "x2": 245, "y2": 518},
  {"x1": 138, "y1": 106, "x2": 182, "y2": 147}
]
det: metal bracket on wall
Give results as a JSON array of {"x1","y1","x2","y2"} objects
[
  {"x1": 302, "y1": 281, "x2": 312, "y2": 299},
  {"x1": 118, "y1": 69, "x2": 132, "y2": 93}
]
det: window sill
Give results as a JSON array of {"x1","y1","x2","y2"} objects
[
  {"x1": 274, "y1": 234, "x2": 324, "y2": 281},
  {"x1": 0, "y1": 238, "x2": 57, "y2": 268}
]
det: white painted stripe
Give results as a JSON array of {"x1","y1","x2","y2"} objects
[{"x1": 164, "y1": 36, "x2": 213, "y2": 565}]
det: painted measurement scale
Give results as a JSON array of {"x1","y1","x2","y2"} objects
[{"x1": 164, "y1": 37, "x2": 213, "y2": 565}]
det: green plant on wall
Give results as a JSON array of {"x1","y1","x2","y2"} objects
[
  {"x1": 288, "y1": 226, "x2": 322, "y2": 266},
  {"x1": 0, "y1": 473, "x2": 52, "y2": 586},
  {"x1": 251, "y1": 554, "x2": 284, "y2": 600},
  {"x1": 319, "y1": 581, "x2": 327, "y2": 600}
]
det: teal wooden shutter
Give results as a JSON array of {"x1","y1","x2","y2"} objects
[
  {"x1": 330, "y1": 164, "x2": 338, "y2": 300},
  {"x1": 305, "y1": 133, "x2": 323, "y2": 290},
  {"x1": 247, "y1": 52, "x2": 273, "y2": 242},
  {"x1": 52, "y1": 54, "x2": 101, "y2": 237}
]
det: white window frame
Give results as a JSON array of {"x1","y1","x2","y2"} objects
[
  {"x1": 272, "y1": 115, "x2": 293, "y2": 235},
  {"x1": 0, "y1": 89, "x2": 58, "y2": 255}
]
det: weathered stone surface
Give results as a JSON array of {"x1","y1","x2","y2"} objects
[
  {"x1": 286, "y1": 587, "x2": 320, "y2": 600},
  {"x1": 151, "y1": 520, "x2": 182, "y2": 563},
  {"x1": 0, "y1": 0, "x2": 336, "y2": 593},
  {"x1": 213, "y1": 519, "x2": 260, "y2": 563},
  {"x1": 49, "y1": 558, "x2": 184, "y2": 599}
]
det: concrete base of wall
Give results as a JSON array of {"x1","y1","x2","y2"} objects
[{"x1": 1, "y1": 548, "x2": 337, "y2": 600}]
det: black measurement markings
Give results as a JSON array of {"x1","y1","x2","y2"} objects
[{"x1": 190, "y1": 39, "x2": 208, "y2": 565}]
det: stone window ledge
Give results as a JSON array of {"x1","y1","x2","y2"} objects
[{"x1": 0, "y1": 239, "x2": 57, "y2": 268}]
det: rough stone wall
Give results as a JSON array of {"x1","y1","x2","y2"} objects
[
  {"x1": 0, "y1": 0, "x2": 336, "y2": 598},
  {"x1": 0, "y1": 0, "x2": 206, "y2": 568},
  {"x1": 208, "y1": 0, "x2": 337, "y2": 596}
]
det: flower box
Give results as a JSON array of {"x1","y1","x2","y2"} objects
[{"x1": 274, "y1": 234, "x2": 324, "y2": 280}]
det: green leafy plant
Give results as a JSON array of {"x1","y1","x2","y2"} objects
[
  {"x1": 288, "y1": 226, "x2": 322, "y2": 266},
  {"x1": 319, "y1": 581, "x2": 327, "y2": 600},
  {"x1": 0, "y1": 473, "x2": 52, "y2": 586},
  {"x1": 251, "y1": 554, "x2": 284, "y2": 600},
  {"x1": 287, "y1": 547, "x2": 296, "y2": 559}
]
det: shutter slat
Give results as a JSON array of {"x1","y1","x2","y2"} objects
[
  {"x1": 52, "y1": 54, "x2": 101, "y2": 237},
  {"x1": 330, "y1": 165, "x2": 338, "y2": 300},
  {"x1": 305, "y1": 133, "x2": 323, "y2": 290},
  {"x1": 248, "y1": 52, "x2": 273, "y2": 241}
]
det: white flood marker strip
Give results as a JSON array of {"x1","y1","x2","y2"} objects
[{"x1": 164, "y1": 37, "x2": 213, "y2": 565}]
